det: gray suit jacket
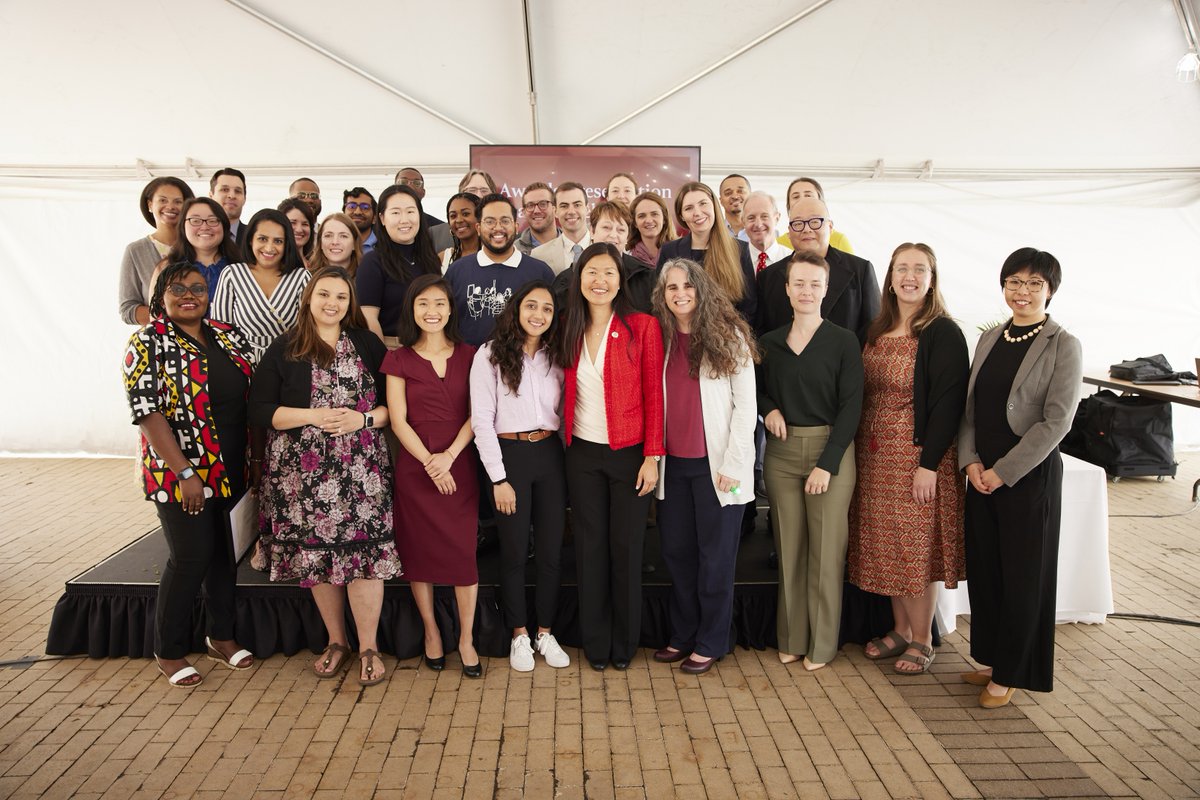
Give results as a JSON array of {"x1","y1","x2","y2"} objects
[
  {"x1": 958, "y1": 315, "x2": 1082, "y2": 485},
  {"x1": 530, "y1": 235, "x2": 580, "y2": 276}
]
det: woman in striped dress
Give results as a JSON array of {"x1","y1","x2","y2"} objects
[{"x1": 212, "y1": 209, "x2": 311, "y2": 360}]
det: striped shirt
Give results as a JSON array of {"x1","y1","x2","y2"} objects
[{"x1": 211, "y1": 262, "x2": 310, "y2": 359}]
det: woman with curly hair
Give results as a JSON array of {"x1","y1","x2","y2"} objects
[
  {"x1": 469, "y1": 281, "x2": 571, "y2": 672},
  {"x1": 650, "y1": 258, "x2": 758, "y2": 674},
  {"x1": 438, "y1": 192, "x2": 481, "y2": 270}
]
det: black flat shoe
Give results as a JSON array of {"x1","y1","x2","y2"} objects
[
  {"x1": 612, "y1": 659, "x2": 630, "y2": 671},
  {"x1": 424, "y1": 653, "x2": 445, "y2": 671},
  {"x1": 462, "y1": 661, "x2": 483, "y2": 678},
  {"x1": 589, "y1": 659, "x2": 607, "y2": 671}
]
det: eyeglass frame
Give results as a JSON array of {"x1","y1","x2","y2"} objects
[
  {"x1": 1002, "y1": 277, "x2": 1047, "y2": 292},
  {"x1": 344, "y1": 202, "x2": 374, "y2": 212},
  {"x1": 293, "y1": 191, "x2": 320, "y2": 200},
  {"x1": 166, "y1": 282, "x2": 207, "y2": 297},
  {"x1": 787, "y1": 216, "x2": 828, "y2": 233},
  {"x1": 184, "y1": 216, "x2": 222, "y2": 228}
]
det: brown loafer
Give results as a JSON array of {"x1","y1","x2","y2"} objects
[
  {"x1": 679, "y1": 656, "x2": 716, "y2": 675},
  {"x1": 653, "y1": 647, "x2": 688, "y2": 663}
]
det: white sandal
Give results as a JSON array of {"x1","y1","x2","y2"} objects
[
  {"x1": 205, "y1": 637, "x2": 254, "y2": 670},
  {"x1": 156, "y1": 657, "x2": 203, "y2": 688}
]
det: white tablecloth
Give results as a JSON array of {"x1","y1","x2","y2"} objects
[{"x1": 936, "y1": 453, "x2": 1114, "y2": 635}]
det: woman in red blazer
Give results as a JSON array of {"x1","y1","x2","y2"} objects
[{"x1": 554, "y1": 242, "x2": 665, "y2": 671}]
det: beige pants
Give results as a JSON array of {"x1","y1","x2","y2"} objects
[{"x1": 764, "y1": 426, "x2": 855, "y2": 663}]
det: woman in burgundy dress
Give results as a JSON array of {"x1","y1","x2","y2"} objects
[{"x1": 382, "y1": 275, "x2": 482, "y2": 677}]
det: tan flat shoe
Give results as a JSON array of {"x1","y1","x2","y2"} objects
[
  {"x1": 802, "y1": 656, "x2": 827, "y2": 672},
  {"x1": 961, "y1": 669, "x2": 992, "y2": 686},
  {"x1": 979, "y1": 685, "x2": 1016, "y2": 708},
  {"x1": 778, "y1": 652, "x2": 801, "y2": 665}
]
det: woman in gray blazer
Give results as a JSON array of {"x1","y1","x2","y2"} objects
[{"x1": 958, "y1": 248, "x2": 1082, "y2": 709}]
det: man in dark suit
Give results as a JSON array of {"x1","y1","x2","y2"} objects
[
  {"x1": 210, "y1": 168, "x2": 247, "y2": 248},
  {"x1": 754, "y1": 195, "x2": 879, "y2": 343}
]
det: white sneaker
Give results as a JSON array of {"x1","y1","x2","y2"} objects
[
  {"x1": 510, "y1": 634, "x2": 535, "y2": 672},
  {"x1": 535, "y1": 632, "x2": 570, "y2": 668}
]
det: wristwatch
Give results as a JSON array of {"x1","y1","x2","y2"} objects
[
  {"x1": 363, "y1": 413, "x2": 374, "y2": 429},
  {"x1": 178, "y1": 466, "x2": 197, "y2": 481}
]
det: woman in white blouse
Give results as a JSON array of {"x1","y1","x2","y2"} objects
[{"x1": 211, "y1": 209, "x2": 311, "y2": 360}]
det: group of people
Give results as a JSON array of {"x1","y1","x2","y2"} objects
[{"x1": 120, "y1": 165, "x2": 1081, "y2": 710}]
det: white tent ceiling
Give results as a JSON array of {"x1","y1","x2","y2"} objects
[{"x1": 3, "y1": 0, "x2": 1199, "y2": 177}]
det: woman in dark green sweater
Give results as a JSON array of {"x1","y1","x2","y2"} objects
[{"x1": 758, "y1": 251, "x2": 864, "y2": 670}]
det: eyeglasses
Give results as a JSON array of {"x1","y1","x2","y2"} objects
[
  {"x1": 167, "y1": 283, "x2": 207, "y2": 297},
  {"x1": 344, "y1": 202, "x2": 373, "y2": 211},
  {"x1": 481, "y1": 217, "x2": 515, "y2": 228},
  {"x1": 185, "y1": 217, "x2": 222, "y2": 228},
  {"x1": 788, "y1": 217, "x2": 827, "y2": 233},
  {"x1": 523, "y1": 200, "x2": 551, "y2": 212},
  {"x1": 397, "y1": 178, "x2": 424, "y2": 188},
  {"x1": 294, "y1": 191, "x2": 320, "y2": 200},
  {"x1": 1003, "y1": 277, "x2": 1046, "y2": 291}
]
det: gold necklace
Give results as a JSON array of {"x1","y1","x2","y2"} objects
[{"x1": 1002, "y1": 321, "x2": 1045, "y2": 343}]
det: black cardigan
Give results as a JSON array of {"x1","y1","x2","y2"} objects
[
  {"x1": 909, "y1": 316, "x2": 970, "y2": 471},
  {"x1": 248, "y1": 327, "x2": 388, "y2": 429}
]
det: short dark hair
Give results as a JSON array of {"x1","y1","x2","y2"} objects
[
  {"x1": 523, "y1": 181, "x2": 553, "y2": 198},
  {"x1": 589, "y1": 201, "x2": 631, "y2": 231},
  {"x1": 787, "y1": 177, "x2": 825, "y2": 201},
  {"x1": 342, "y1": 187, "x2": 376, "y2": 211},
  {"x1": 394, "y1": 166, "x2": 423, "y2": 183},
  {"x1": 1000, "y1": 247, "x2": 1061, "y2": 304},
  {"x1": 140, "y1": 176, "x2": 195, "y2": 228},
  {"x1": 396, "y1": 275, "x2": 462, "y2": 347},
  {"x1": 720, "y1": 173, "x2": 750, "y2": 189},
  {"x1": 289, "y1": 176, "x2": 318, "y2": 193},
  {"x1": 553, "y1": 182, "x2": 586, "y2": 204},
  {"x1": 478, "y1": 193, "x2": 517, "y2": 218},
  {"x1": 787, "y1": 250, "x2": 830, "y2": 281},
  {"x1": 209, "y1": 167, "x2": 246, "y2": 193}
]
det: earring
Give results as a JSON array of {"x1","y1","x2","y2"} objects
[{"x1": 888, "y1": 285, "x2": 896, "y2": 295}]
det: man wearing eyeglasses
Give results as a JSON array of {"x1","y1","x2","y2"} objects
[
  {"x1": 395, "y1": 166, "x2": 452, "y2": 253},
  {"x1": 531, "y1": 182, "x2": 591, "y2": 276},
  {"x1": 516, "y1": 182, "x2": 558, "y2": 255},
  {"x1": 342, "y1": 187, "x2": 378, "y2": 254},
  {"x1": 289, "y1": 178, "x2": 322, "y2": 218},
  {"x1": 754, "y1": 195, "x2": 879, "y2": 344}
]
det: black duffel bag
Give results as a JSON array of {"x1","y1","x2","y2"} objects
[
  {"x1": 1109, "y1": 353, "x2": 1190, "y2": 382},
  {"x1": 1066, "y1": 390, "x2": 1177, "y2": 479}
]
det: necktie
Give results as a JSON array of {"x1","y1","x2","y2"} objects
[
  {"x1": 571, "y1": 243, "x2": 583, "y2": 264},
  {"x1": 756, "y1": 251, "x2": 768, "y2": 274}
]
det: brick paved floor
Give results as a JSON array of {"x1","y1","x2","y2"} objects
[{"x1": 1, "y1": 455, "x2": 1198, "y2": 799}]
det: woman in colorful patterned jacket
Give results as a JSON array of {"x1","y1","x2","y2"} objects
[{"x1": 123, "y1": 261, "x2": 258, "y2": 688}]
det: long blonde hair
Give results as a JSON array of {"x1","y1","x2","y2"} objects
[
  {"x1": 866, "y1": 242, "x2": 952, "y2": 345},
  {"x1": 675, "y1": 181, "x2": 744, "y2": 302}
]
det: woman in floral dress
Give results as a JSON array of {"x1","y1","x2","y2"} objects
[{"x1": 250, "y1": 266, "x2": 400, "y2": 687}]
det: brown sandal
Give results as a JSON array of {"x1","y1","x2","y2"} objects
[
  {"x1": 312, "y1": 643, "x2": 351, "y2": 678},
  {"x1": 893, "y1": 642, "x2": 935, "y2": 674},
  {"x1": 358, "y1": 650, "x2": 386, "y2": 687}
]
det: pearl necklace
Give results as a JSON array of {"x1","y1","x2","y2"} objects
[{"x1": 1002, "y1": 321, "x2": 1045, "y2": 343}]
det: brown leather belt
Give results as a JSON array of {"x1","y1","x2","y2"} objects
[{"x1": 497, "y1": 430, "x2": 554, "y2": 442}]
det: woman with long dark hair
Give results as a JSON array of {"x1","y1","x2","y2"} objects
[
  {"x1": 119, "y1": 176, "x2": 195, "y2": 324},
  {"x1": 657, "y1": 182, "x2": 756, "y2": 323},
  {"x1": 211, "y1": 209, "x2": 311, "y2": 360},
  {"x1": 554, "y1": 242, "x2": 664, "y2": 671},
  {"x1": 164, "y1": 197, "x2": 242, "y2": 308},
  {"x1": 470, "y1": 281, "x2": 570, "y2": 672},
  {"x1": 439, "y1": 192, "x2": 482, "y2": 270},
  {"x1": 124, "y1": 262, "x2": 257, "y2": 687},
  {"x1": 650, "y1": 258, "x2": 758, "y2": 674},
  {"x1": 277, "y1": 197, "x2": 317, "y2": 264},
  {"x1": 250, "y1": 266, "x2": 398, "y2": 685},
  {"x1": 357, "y1": 184, "x2": 441, "y2": 347},
  {"x1": 848, "y1": 243, "x2": 969, "y2": 674},
  {"x1": 382, "y1": 275, "x2": 482, "y2": 676},
  {"x1": 959, "y1": 248, "x2": 1081, "y2": 708}
]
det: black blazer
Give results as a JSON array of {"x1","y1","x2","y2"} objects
[
  {"x1": 755, "y1": 246, "x2": 880, "y2": 344},
  {"x1": 248, "y1": 327, "x2": 387, "y2": 428},
  {"x1": 657, "y1": 235, "x2": 757, "y2": 323},
  {"x1": 909, "y1": 316, "x2": 970, "y2": 471}
]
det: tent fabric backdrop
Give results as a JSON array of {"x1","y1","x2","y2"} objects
[{"x1": 1, "y1": 172, "x2": 1198, "y2": 455}]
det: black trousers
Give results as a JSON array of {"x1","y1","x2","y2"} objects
[
  {"x1": 658, "y1": 455, "x2": 744, "y2": 658},
  {"x1": 496, "y1": 436, "x2": 567, "y2": 631},
  {"x1": 565, "y1": 439, "x2": 653, "y2": 663},
  {"x1": 965, "y1": 451, "x2": 1062, "y2": 692},
  {"x1": 154, "y1": 498, "x2": 237, "y2": 659}
]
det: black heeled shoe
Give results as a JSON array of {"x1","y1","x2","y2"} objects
[
  {"x1": 462, "y1": 660, "x2": 483, "y2": 678},
  {"x1": 424, "y1": 653, "x2": 445, "y2": 671}
]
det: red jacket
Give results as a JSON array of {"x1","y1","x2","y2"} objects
[{"x1": 563, "y1": 312, "x2": 665, "y2": 455}]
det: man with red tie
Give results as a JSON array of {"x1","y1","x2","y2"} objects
[{"x1": 742, "y1": 191, "x2": 791, "y2": 274}]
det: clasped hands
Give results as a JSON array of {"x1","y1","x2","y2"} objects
[
  {"x1": 314, "y1": 407, "x2": 365, "y2": 436},
  {"x1": 424, "y1": 451, "x2": 457, "y2": 495},
  {"x1": 965, "y1": 462, "x2": 1004, "y2": 494}
]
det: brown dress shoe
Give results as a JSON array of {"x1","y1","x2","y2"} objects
[{"x1": 653, "y1": 647, "x2": 688, "y2": 663}]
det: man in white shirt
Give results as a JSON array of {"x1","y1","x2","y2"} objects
[
  {"x1": 210, "y1": 168, "x2": 247, "y2": 246},
  {"x1": 530, "y1": 181, "x2": 591, "y2": 275},
  {"x1": 742, "y1": 191, "x2": 791, "y2": 275},
  {"x1": 719, "y1": 174, "x2": 750, "y2": 238}
]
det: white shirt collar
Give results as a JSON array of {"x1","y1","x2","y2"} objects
[{"x1": 476, "y1": 248, "x2": 523, "y2": 268}]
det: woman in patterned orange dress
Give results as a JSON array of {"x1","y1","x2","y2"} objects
[{"x1": 847, "y1": 243, "x2": 969, "y2": 673}]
